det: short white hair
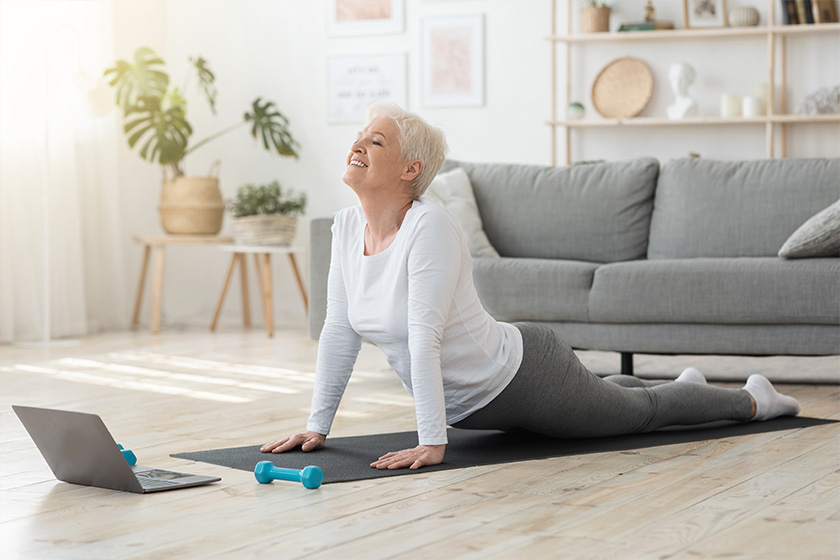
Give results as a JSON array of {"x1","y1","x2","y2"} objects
[{"x1": 365, "y1": 102, "x2": 448, "y2": 199}]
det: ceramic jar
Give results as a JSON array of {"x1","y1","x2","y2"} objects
[{"x1": 729, "y1": 6, "x2": 760, "y2": 27}]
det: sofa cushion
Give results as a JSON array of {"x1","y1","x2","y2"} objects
[
  {"x1": 424, "y1": 167, "x2": 500, "y2": 258},
  {"x1": 648, "y1": 157, "x2": 840, "y2": 259},
  {"x1": 453, "y1": 158, "x2": 659, "y2": 263},
  {"x1": 588, "y1": 258, "x2": 840, "y2": 325},
  {"x1": 472, "y1": 257, "x2": 598, "y2": 322},
  {"x1": 779, "y1": 198, "x2": 840, "y2": 259}
]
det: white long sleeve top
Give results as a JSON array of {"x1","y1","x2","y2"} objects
[{"x1": 307, "y1": 198, "x2": 523, "y2": 445}]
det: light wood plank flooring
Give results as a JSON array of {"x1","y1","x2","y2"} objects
[{"x1": 2, "y1": 327, "x2": 838, "y2": 559}]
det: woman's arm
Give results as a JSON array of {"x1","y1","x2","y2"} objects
[
  {"x1": 263, "y1": 216, "x2": 361, "y2": 450},
  {"x1": 405, "y1": 211, "x2": 465, "y2": 446},
  {"x1": 307, "y1": 218, "x2": 363, "y2": 436},
  {"x1": 372, "y1": 211, "x2": 466, "y2": 468},
  {"x1": 306, "y1": 217, "x2": 363, "y2": 437}
]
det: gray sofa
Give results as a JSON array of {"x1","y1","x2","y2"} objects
[{"x1": 309, "y1": 157, "x2": 840, "y2": 375}]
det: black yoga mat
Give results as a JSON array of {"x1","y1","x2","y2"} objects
[{"x1": 171, "y1": 417, "x2": 835, "y2": 484}]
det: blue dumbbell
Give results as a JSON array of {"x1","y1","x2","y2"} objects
[
  {"x1": 117, "y1": 444, "x2": 137, "y2": 466},
  {"x1": 254, "y1": 461, "x2": 323, "y2": 489}
]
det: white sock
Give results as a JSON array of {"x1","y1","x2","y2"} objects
[
  {"x1": 744, "y1": 374, "x2": 802, "y2": 421},
  {"x1": 675, "y1": 367, "x2": 707, "y2": 384}
]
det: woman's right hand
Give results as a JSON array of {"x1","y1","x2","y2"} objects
[{"x1": 260, "y1": 431, "x2": 326, "y2": 454}]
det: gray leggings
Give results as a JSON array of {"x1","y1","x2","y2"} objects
[{"x1": 452, "y1": 323, "x2": 753, "y2": 438}]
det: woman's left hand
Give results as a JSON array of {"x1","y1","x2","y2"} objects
[{"x1": 370, "y1": 444, "x2": 445, "y2": 470}]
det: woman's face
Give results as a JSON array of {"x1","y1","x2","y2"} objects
[{"x1": 343, "y1": 117, "x2": 414, "y2": 193}]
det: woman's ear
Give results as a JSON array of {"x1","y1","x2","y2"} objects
[{"x1": 402, "y1": 160, "x2": 423, "y2": 182}]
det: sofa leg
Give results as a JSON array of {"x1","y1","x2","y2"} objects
[{"x1": 621, "y1": 353, "x2": 634, "y2": 376}]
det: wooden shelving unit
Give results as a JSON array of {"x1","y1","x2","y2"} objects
[{"x1": 549, "y1": 1, "x2": 840, "y2": 165}]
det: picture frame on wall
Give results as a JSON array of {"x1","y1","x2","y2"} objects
[
  {"x1": 327, "y1": 54, "x2": 407, "y2": 123},
  {"x1": 683, "y1": 0, "x2": 728, "y2": 28},
  {"x1": 421, "y1": 14, "x2": 485, "y2": 107},
  {"x1": 326, "y1": 0, "x2": 405, "y2": 36}
]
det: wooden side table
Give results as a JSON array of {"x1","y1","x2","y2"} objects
[
  {"x1": 210, "y1": 245, "x2": 308, "y2": 337},
  {"x1": 132, "y1": 234, "x2": 233, "y2": 333}
]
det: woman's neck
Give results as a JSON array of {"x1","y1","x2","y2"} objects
[{"x1": 361, "y1": 194, "x2": 414, "y2": 256}]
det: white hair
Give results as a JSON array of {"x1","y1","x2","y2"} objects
[{"x1": 365, "y1": 102, "x2": 448, "y2": 199}]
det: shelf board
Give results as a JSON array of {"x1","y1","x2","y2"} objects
[
  {"x1": 548, "y1": 22, "x2": 840, "y2": 43},
  {"x1": 548, "y1": 114, "x2": 840, "y2": 127},
  {"x1": 772, "y1": 114, "x2": 840, "y2": 123},
  {"x1": 774, "y1": 22, "x2": 840, "y2": 35}
]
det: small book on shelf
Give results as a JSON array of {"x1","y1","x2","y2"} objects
[
  {"x1": 795, "y1": 0, "x2": 815, "y2": 23},
  {"x1": 782, "y1": 0, "x2": 799, "y2": 23},
  {"x1": 617, "y1": 20, "x2": 675, "y2": 32},
  {"x1": 812, "y1": 0, "x2": 839, "y2": 22}
]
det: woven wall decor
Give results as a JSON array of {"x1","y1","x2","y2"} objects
[{"x1": 591, "y1": 57, "x2": 654, "y2": 118}]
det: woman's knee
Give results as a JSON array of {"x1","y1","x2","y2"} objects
[{"x1": 603, "y1": 374, "x2": 647, "y2": 388}]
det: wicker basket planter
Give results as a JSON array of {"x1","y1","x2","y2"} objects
[
  {"x1": 230, "y1": 214, "x2": 298, "y2": 246},
  {"x1": 158, "y1": 176, "x2": 225, "y2": 234},
  {"x1": 581, "y1": 6, "x2": 611, "y2": 33}
]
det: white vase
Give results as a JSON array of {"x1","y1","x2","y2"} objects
[
  {"x1": 729, "y1": 6, "x2": 760, "y2": 27},
  {"x1": 721, "y1": 94, "x2": 742, "y2": 118},
  {"x1": 742, "y1": 96, "x2": 762, "y2": 118}
]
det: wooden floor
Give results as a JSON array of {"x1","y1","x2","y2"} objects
[{"x1": 2, "y1": 326, "x2": 838, "y2": 559}]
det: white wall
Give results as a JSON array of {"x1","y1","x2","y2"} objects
[{"x1": 111, "y1": 0, "x2": 839, "y2": 330}]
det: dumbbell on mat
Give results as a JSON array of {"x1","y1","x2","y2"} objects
[
  {"x1": 254, "y1": 461, "x2": 324, "y2": 489},
  {"x1": 117, "y1": 444, "x2": 137, "y2": 466}
]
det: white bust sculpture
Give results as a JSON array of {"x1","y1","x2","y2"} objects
[{"x1": 667, "y1": 63, "x2": 698, "y2": 120}]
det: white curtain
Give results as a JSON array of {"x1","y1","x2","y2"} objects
[{"x1": 0, "y1": 1, "x2": 127, "y2": 342}]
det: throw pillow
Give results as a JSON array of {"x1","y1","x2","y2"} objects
[
  {"x1": 425, "y1": 167, "x2": 500, "y2": 258},
  {"x1": 778, "y1": 199, "x2": 840, "y2": 259}
]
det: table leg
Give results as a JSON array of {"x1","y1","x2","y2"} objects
[
  {"x1": 149, "y1": 245, "x2": 166, "y2": 334},
  {"x1": 262, "y1": 253, "x2": 273, "y2": 337},
  {"x1": 253, "y1": 254, "x2": 264, "y2": 296},
  {"x1": 211, "y1": 253, "x2": 239, "y2": 332},
  {"x1": 131, "y1": 245, "x2": 151, "y2": 328},
  {"x1": 240, "y1": 252, "x2": 251, "y2": 327},
  {"x1": 287, "y1": 252, "x2": 308, "y2": 312}
]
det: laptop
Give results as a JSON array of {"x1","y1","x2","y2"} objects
[{"x1": 12, "y1": 405, "x2": 221, "y2": 493}]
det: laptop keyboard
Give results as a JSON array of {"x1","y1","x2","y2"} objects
[{"x1": 139, "y1": 477, "x2": 179, "y2": 489}]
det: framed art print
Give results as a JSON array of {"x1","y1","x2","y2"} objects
[
  {"x1": 684, "y1": 0, "x2": 728, "y2": 28},
  {"x1": 326, "y1": 0, "x2": 405, "y2": 36},
  {"x1": 327, "y1": 54, "x2": 407, "y2": 123},
  {"x1": 421, "y1": 14, "x2": 485, "y2": 107}
]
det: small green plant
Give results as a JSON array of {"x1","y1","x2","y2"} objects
[
  {"x1": 227, "y1": 181, "x2": 307, "y2": 218},
  {"x1": 104, "y1": 47, "x2": 299, "y2": 180},
  {"x1": 583, "y1": 1, "x2": 610, "y2": 6}
]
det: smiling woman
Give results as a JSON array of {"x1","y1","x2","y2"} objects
[{"x1": 260, "y1": 102, "x2": 801, "y2": 473}]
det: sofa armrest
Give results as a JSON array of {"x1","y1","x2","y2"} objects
[{"x1": 308, "y1": 214, "x2": 335, "y2": 339}]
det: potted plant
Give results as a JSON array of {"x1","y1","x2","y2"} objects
[
  {"x1": 227, "y1": 181, "x2": 307, "y2": 246},
  {"x1": 104, "y1": 47, "x2": 300, "y2": 234},
  {"x1": 581, "y1": 1, "x2": 611, "y2": 33}
]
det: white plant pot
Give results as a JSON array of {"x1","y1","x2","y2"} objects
[{"x1": 230, "y1": 214, "x2": 298, "y2": 246}]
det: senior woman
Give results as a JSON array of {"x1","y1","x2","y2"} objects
[{"x1": 261, "y1": 102, "x2": 801, "y2": 470}]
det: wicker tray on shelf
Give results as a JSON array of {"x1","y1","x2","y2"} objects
[{"x1": 591, "y1": 57, "x2": 654, "y2": 118}]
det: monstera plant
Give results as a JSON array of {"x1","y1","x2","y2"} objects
[{"x1": 104, "y1": 47, "x2": 300, "y2": 234}]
